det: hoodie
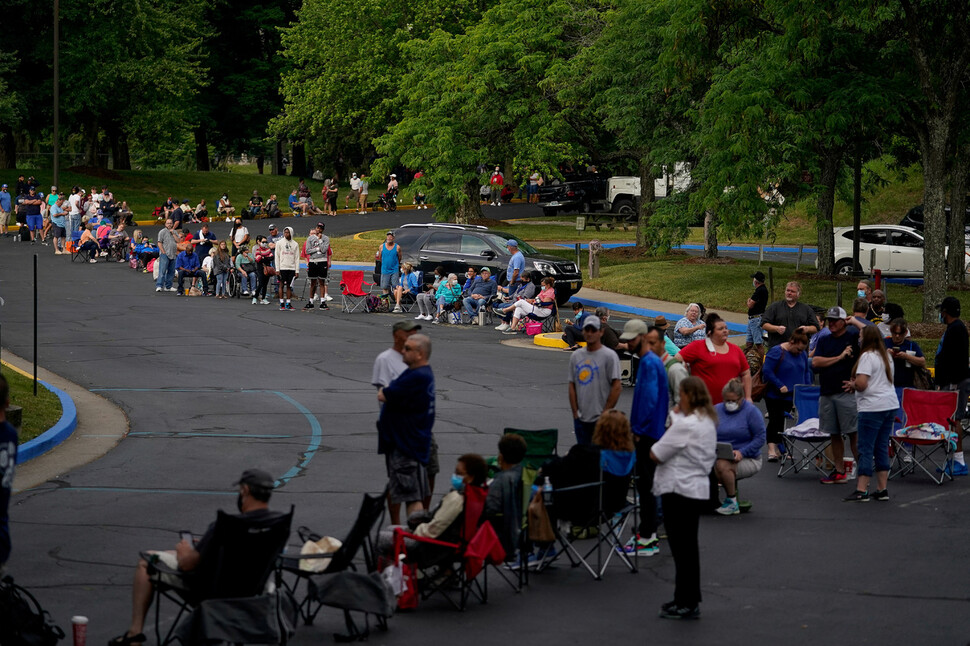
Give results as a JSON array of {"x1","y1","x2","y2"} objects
[{"x1": 275, "y1": 227, "x2": 300, "y2": 271}]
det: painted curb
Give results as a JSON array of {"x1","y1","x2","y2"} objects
[{"x1": 15, "y1": 379, "x2": 78, "y2": 464}]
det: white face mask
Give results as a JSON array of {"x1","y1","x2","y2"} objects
[{"x1": 724, "y1": 401, "x2": 740, "y2": 413}]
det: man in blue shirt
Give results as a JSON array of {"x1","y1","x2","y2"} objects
[
  {"x1": 377, "y1": 231, "x2": 402, "y2": 296},
  {"x1": 192, "y1": 222, "x2": 217, "y2": 260},
  {"x1": 505, "y1": 239, "x2": 525, "y2": 288},
  {"x1": 462, "y1": 266, "x2": 498, "y2": 321},
  {"x1": 176, "y1": 241, "x2": 208, "y2": 295},
  {"x1": 0, "y1": 184, "x2": 11, "y2": 237},
  {"x1": 618, "y1": 319, "x2": 668, "y2": 557},
  {"x1": 0, "y1": 374, "x2": 17, "y2": 569}
]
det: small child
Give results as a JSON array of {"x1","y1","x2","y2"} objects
[{"x1": 485, "y1": 434, "x2": 528, "y2": 560}]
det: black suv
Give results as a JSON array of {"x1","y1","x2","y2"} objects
[{"x1": 373, "y1": 223, "x2": 583, "y2": 304}]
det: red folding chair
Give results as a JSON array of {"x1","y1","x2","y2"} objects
[
  {"x1": 890, "y1": 388, "x2": 959, "y2": 485},
  {"x1": 339, "y1": 270, "x2": 376, "y2": 313}
]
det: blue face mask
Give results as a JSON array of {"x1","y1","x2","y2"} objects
[
  {"x1": 857, "y1": 290, "x2": 866, "y2": 298},
  {"x1": 450, "y1": 474, "x2": 465, "y2": 492},
  {"x1": 939, "y1": 313, "x2": 945, "y2": 324}
]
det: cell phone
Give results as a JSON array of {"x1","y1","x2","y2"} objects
[
  {"x1": 892, "y1": 346, "x2": 901, "y2": 352},
  {"x1": 180, "y1": 531, "x2": 193, "y2": 544}
]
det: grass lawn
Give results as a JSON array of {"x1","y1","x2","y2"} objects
[{"x1": 2, "y1": 365, "x2": 63, "y2": 444}]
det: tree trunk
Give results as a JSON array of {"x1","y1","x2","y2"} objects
[
  {"x1": 82, "y1": 118, "x2": 99, "y2": 167},
  {"x1": 118, "y1": 134, "x2": 131, "y2": 171},
  {"x1": 0, "y1": 126, "x2": 15, "y2": 169},
  {"x1": 815, "y1": 149, "x2": 841, "y2": 275},
  {"x1": 274, "y1": 141, "x2": 284, "y2": 175},
  {"x1": 291, "y1": 142, "x2": 307, "y2": 177},
  {"x1": 948, "y1": 142, "x2": 970, "y2": 283},
  {"x1": 256, "y1": 155, "x2": 264, "y2": 175},
  {"x1": 454, "y1": 180, "x2": 483, "y2": 224},
  {"x1": 703, "y1": 210, "x2": 718, "y2": 258},
  {"x1": 920, "y1": 121, "x2": 950, "y2": 322},
  {"x1": 108, "y1": 127, "x2": 131, "y2": 170},
  {"x1": 635, "y1": 156, "x2": 656, "y2": 249},
  {"x1": 194, "y1": 128, "x2": 210, "y2": 171}
]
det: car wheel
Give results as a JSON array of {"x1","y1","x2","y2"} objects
[
  {"x1": 542, "y1": 207, "x2": 558, "y2": 217},
  {"x1": 612, "y1": 198, "x2": 635, "y2": 216},
  {"x1": 834, "y1": 259, "x2": 857, "y2": 276}
]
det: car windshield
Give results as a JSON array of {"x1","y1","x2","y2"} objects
[{"x1": 486, "y1": 233, "x2": 538, "y2": 254}]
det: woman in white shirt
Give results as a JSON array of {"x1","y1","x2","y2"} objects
[
  {"x1": 845, "y1": 325, "x2": 898, "y2": 502},
  {"x1": 650, "y1": 376, "x2": 716, "y2": 620}
]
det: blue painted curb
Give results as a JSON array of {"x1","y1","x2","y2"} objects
[
  {"x1": 16, "y1": 380, "x2": 78, "y2": 464},
  {"x1": 556, "y1": 242, "x2": 819, "y2": 253},
  {"x1": 569, "y1": 296, "x2": 747, "y2": 334}
]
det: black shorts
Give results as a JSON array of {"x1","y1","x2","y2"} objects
[
  {"x1": 52, "y1": 225, "x2": 66, "y2": 238},
  {"x1": 307, "y1": 262, "x2": 328, "y2": 279},
  {"x1": 278, "y1": 269, "x2": 296, "y2": 287}
]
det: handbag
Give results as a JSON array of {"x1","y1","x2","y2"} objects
[
  {"x1": 241, "y1": 262, "x2": 256, "y2": 274},
  {"x1": 527, "y1": 489, "x2": 555, "y2": 542},
  {"x1": 750, "y1": 369, "x2": 768, "y2": 402},
  {"x1": 262, "y1": 264, "x2": 277, "y2": 277},
  {"x1": 525, "y1": 320, "x2": 544, "y2": 336}
]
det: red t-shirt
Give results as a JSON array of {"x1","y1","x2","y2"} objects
[{"x1": 678, "y1": 339, "x2": 749, "y2": 404}]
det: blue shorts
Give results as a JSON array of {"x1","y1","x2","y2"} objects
[
  {"x1": 746, "y1": 316, "x2": 764, "y2": 345},
  {"x1": 26, "y1": 214, "x2": 43, "y2": 231},
  {"x1": 380, "y1": 272, "x2": 398, "y2": 290}
]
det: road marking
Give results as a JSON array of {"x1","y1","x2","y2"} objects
[{"x1": 899, "y1": 488, "x2": 970, "y2": 508}]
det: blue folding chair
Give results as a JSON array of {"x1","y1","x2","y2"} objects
[{"x1": 778, "y1": 385, "x2": 834, "y2": 477}]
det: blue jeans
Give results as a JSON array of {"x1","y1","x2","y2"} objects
[
  {"x1": 856, "y1": 409, "x2": 895, "y2": 477},
  {"x1": 215, "y1": 272, "x2": 228, "y2": 296},
  {"x1": 746, "y1": 316, "x2": 763, "y2": 345},
  {"x1": 241, "y1": 271, "x2": 257, "y2": 293},
  {"x1": 463, "y1": 296, "x2": 486, "y2": 317},
  {"x1": 156, "y1": 254, "x2": 175, "y2": 289},
  {"x1": 573, "y1": 418, "x2": 596, "y2": 445}
]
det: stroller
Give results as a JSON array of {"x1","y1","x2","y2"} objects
[{"x1": 377, "y1": 192, "x2": 397, "y2": 212}]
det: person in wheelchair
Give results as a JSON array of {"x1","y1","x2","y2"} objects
[
  {"x1": 234, "y1": 245, "x2": 258, "y2": 297},
  {"x1": 712, "y1": 379, "x2": 765, "y2": 516},
  {"x1": 379, "y1": 454, "x2": 488, "y2": 567}
]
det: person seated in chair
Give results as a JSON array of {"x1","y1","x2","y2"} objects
[
  {"x1": 502, "y1": 276, "x2": 556, "y2": 335},
  {"x1": 108, "y1": 223, "x2": 129, "y2": 260},
  {"x1": 485, "y1": 434, "x2": 527, "y2": 558},
  {"x1": 712, "y1": 379, "x2": 765, "y2": 516},
  {"x1": 78, "y1": 223, "x2": 100, "y2": 263},
  {"x1": 392, "y1": 262, "x2": 421, "y2": 313},
  {"x1": 433, "y1": 273, "x2": 463, "y2": 324},
  {"x1": 561, "y1": 302, "x2": 591, "y2": 351},
  {"x1": 247, "y1": 190, "x2": 264, "y2": 219},
  {"x1": 176, "y1": 241, "x2": 209, "y2": 295},
  {"x1": 264, "y1": 194, "x2": 281, "y2": 218},
  {"x1": 379, "y1": 454, "x2": 488, "y2": 568},
  {"x1": 217, "y1": 193, "x2": 235, "y2": 221},
  {"x1": 193, "y1": 199, "x2": 207, "y2": 223},
  {"x1": 493, "y1": 271, "x2": 537, "y2": 330},
  {"x1": 462, "y1": 266, "x2": 498, "y2": 323},
  {"x1": 109, "y1": 469, "x2": 281, "y2": 646}
]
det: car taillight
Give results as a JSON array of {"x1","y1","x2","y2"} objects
[{"x1": 566, "y1": 190, "x2": 575, "y2": 197}]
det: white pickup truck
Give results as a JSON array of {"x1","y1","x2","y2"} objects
[{"x1": 604, "y1": 162, "x2": 692, "y2": 216}]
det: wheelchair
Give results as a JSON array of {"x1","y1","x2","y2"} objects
[{"x1": 226, "y1": 268, "x2": 242, "y2": 298}]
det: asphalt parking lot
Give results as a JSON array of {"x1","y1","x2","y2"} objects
[{"x1": 1, "y1": 217, "x2": 968, "y2": 645}]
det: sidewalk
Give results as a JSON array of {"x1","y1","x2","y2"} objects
[{"x1": 571, "y1": 287, "x2": 749, "y2": 333}]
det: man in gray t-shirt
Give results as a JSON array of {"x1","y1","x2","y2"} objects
[
  {"x1": 155, "y1": 219, "x2": 178, "y2": 292},
  {"x1": 568, "y1": 316, "x2": 621, "y2": 444}
]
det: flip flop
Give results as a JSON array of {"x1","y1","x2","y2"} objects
[{"x1": 108, "y1": 633, "x2": 146, "y2": 646}]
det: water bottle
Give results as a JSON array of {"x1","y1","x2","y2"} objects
[{"x1": 542, "y1": 477, "x2": 553, "y2": 504}]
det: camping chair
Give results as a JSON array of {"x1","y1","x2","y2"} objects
[
  {"x1": 340, "y1": 270, "x2": 375, "y2": 314},
  {"x1": 526, "y1": 300, "x2": 560, "y2": 333},
  {"x1": 399, "y1": 271, "x2": 422, "y2": 313},
  {"x1": 69, "y1": 231, "x2": 85, "y2": 263},
  {"x1": 890, "y1": 388, "x2": 959, "y2": 485},
  {"x1": 393, "y1": 484, "x2": 505, "y2": 611},
  {"x1": 279, "y1": 491, "x2": 387, "y2": 632},
  {"x1": 777, "y1": 385, "x2": 835, "y2": 477},
  {"x1": 535, "y1": 449, "x2": 638, "y2": 580},
  {"x1": 146, "y1": 506, "x2": 295, "y2": 646}
]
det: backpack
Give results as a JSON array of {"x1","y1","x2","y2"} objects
[{"x1": 0, "y1": 575, "x2": 65, "y2": 646}]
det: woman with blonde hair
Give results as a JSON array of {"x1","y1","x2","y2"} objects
[
  {"x1": 651, "y1": 376, "x2": 717, "y2": 619},
  {"x1": 392, "y1": 262, "x2": 420, "y2": 313},
  {"x1": 844, "y1": 325, "x2": 898, "y2": 502}
]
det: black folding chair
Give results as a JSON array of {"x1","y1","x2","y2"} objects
[{"x1": 146, "y1": 506, "x2": 294, "y2": 646}]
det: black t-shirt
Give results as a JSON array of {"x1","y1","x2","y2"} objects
[
  {"x1": 748, "y1": 284, "x2": 768, "y2": 316},
  {"x1": 866, "y1": 302, "x2": 904, "y2": 325},
  {"x1": 813, "y1": 327, "x2": 860, "y2": 395},
  {"x1": 935, "y1": 318, "x2": 969, "y2": 387}
]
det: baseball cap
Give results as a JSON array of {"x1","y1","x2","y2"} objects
[
  {"x1": 825, "y1": 306, "x2": 847, "y2": 320},
  {"x1": 618, "y1": 319, "x2": 649, "y2": 341},
  {"x1": 393, "y1": 320, "x2": 421, "y2": 332},
  {"x1": 653, "y1": 315, "x2": 669, "y2": 329},
  {"x1": 234, "y1": 468, "x2": 275, "y2": 489},
  {"x1": 751, "y1": 271, "x2": 766, "y2": 282},
  {"x1": 582, "y1": 316, "x2": 601, "y2": 331},
  {"x1": 182, "y1": 199, "x2": 190, "y2": 204},
  {"x1": 936, "y1": 296, "x2": 961, "y2": 316},
  {"x1": 1, "y1": 184, "x2": 6, "y2": 188},
  {"x1": 316, "y1": 221, "x2": 326, "y2": 229},
  {"x1": 506, "y1": 239, "x2": 518, "y2": 247},
  {"x1": 480, "y1": 266, "x2": 491, "y2": 273},
  {"x1": 268, "y1": 223, "x2": 277, "y2": 229}
]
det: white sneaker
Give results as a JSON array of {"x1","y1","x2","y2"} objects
[
  {"x1": 324, "y1": 294, "x2": 333, "y2": 302},
  {"x1": 166, "y1": 287, "x2": 177, "y2": 292},
  {"x1": 252, "y1": 297, "x2": 258, "y2": 304},
  {"x1": 495, "y1": 323, "x2": 509, "y2": 331},
  {"x1": 393, "y1": 306, "x2": 402, "y2": 313},
  {"x1": 260, "y1": 299, "x2": 270, "y2": 305},
  {"x1": 415, "y1": 314, "x2": 425, "y2": 320},
  {"x1": 156, "y1": 287, "x2": 162, "y2": 292}
]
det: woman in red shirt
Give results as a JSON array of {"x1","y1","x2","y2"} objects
[{"x1": 676, "y1": 313, "x2": 752, "y2": 405}]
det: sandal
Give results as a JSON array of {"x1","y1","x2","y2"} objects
[
  {"x1": 108, "y1": 632, "x2": 146, "y2": 646},
  {"x1": 767, "y1": 453, "x2": 781, "y2": 462}
]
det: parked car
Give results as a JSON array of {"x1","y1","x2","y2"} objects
[
  {"x1": 827, "y1": 224, "x2": 969, "y2": 277},
  {"x1": 536, "y1": 174, "x2": 607, "y2": 217},
  {"x1": 373, "y1": 223, "x2": 583, "y2": 304},
  {"x1": 899, "y1": 204, "x2": 970, "y2": 247}
]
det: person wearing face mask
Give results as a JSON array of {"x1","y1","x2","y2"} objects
[
  {"x1": 230, "y1": 217, "x2": 249, "y2": 255},
  {"x1": 111, "y1": 469, "x2": 280, "y2": 646},
  {"x1": 745, "y1": 272, "x2": 769, "y2": 360},
  {"x1": 713, "y1": 379, "x2": 766, "y2": 515},
  {"x1": 433, "y1": 273, "x2": 463, "y2": 324},
  {"x1": 856, "y1": 280, "x2": 872, "y2": 303},
  {"x1": 253, "y1": 235, "x2": 275, "y2": 305},
  {"x1": 762, "y1": 330, "x2": 813, "y2": 461},
  {"x1": 934, "y1": 296, "x2": 970, "y2": 476}
]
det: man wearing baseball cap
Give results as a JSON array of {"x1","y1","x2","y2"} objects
[
  {"x1": 935, "y1": 296, "x2": 969, "y2": 475},
  {"x1": 462, "y1": 266, "x2": 498, "y2": 323},
  {"x1": 811, "y1": 306, "x2": 860, "y2": 484},
  {"x1": 568, "y1": 315, "x2": 622, "y2": 445},
  {"x1": 0, "y1": 184, "x2": 10, "y2": 237},
  {"x1": 505, "y1": 238, "x2": 524, "y2": 289},
  {"x1": 746, "y1": 272, "x2": 769, "y2": 359},
  {"x1": 304, "y1": 222, "x2": 331, "y2": 311},
  {"x1": 112, "y1": 468, "x2": 281, "y2": 646}
]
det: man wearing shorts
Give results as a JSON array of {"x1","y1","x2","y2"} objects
[
  {"x1": 0, "y1": 184, "x2": 10, "y2": 236},
  {"x1": 22, "y1": 187, "x2": 44, "y2": 243},
  {"x1": 358, "y1": 173, "x2": 369, "y2": 214},
  {"x1": 274, "y1": 226, "x2": 300, "y2": 310},
  {"x1": 377, "y1": 231, "x2": 402, "y2": 296},
  {"x1": 812, "y1": 307, "x2": 860, "y2": 484},
  {"x1": 745, "y1": 271, "x2": 769, "y2": 360},
  {"x1": 377, "y1": 334, "x2": 435, "y2": 525},
  {"x1": 935, "y1": 296, "x2": 970, "y2": 476},
  {"x1": 303, "y1": 222, "x2": 330, "y2": 311},
  {"x1": 346, "y1": 173, "x2": 361, "y2": 210}
]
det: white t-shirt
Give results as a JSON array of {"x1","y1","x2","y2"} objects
[
  {"x1": 372, "y1": 348, "x2": 407, "y2": 389},
  {"x1": 68, "y1": 193, "x2": 81, "y2": 215},
  {"x1": 233, "y1": 226, "x2": 249, "y2": 246},
  {"x1": 855, "y1": 350, "x2": 899, "y2": 412}
]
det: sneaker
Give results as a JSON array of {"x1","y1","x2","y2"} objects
[
  {"x1": 155, "y1": 287, "x2": 162, "y2": 292},
  {"x1": 319, "y1": 302, "x2": 329, "y2": 310},
  {"x1": 872, "y1": 489, "x2": 890, "y2": 501},
  {"x1": 659, "y1": 605, "x2": 700, "y2": 620},
  {"x1": 503, "y1": 328, "x2": 519, "y2": 335},
  {"x1": 392, "y1": 306, "x2": 402, "y2": 313},
  {"x1": 252, "y1": 297, "x2": 258, "y2": 304},
  {"x1": 279, "y1": 304, "x2": 286, "y2": 310},
  {"x1": 286, "y1": 303, "x2": 294, "y2": 310},
  {"x1": 495, "y1": 323, "x2": 510, "y2": 331},
  {"x1": 716, "y1": 498, "x2": 740, "y2": 516},
  {"x1": 303, "y1": 302, "x2": 314, "y2": 311},
  {"x1": 843, "y1": 490, "x2": 870, "y2": 502},
  {"x1": 618, "y1": 535, "x2": 659, "y2": 556},
  {"x1": 166, "y1": 287, "x2": 177, "y2": 292},
  {"x1": 242, "y1": 291, "x2": 250, "y2": 296},
  {"x1": 324, "y1": 294, "x2": 333, "y2": 302},
  {"x1": 820, "y1": 470, "x2": 848, "y2": 484},
  {"x1": 939, "y1": 460, "x2": 969, "y2": 476},
  {"x1": 260, "y1": 299, "x2": 270, "y2": 305}
]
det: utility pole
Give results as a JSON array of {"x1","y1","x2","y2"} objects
[{"x1": 53, "y1": 0, "x2": 60, "y2": 188}]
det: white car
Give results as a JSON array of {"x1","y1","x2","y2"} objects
[{"x1": 829, "y1": 224, "x2": 968, "y2": 277}]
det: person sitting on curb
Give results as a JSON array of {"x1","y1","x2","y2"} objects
[{"x1": 109, "y1": 469, "x2": 282, "y2": 646}]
